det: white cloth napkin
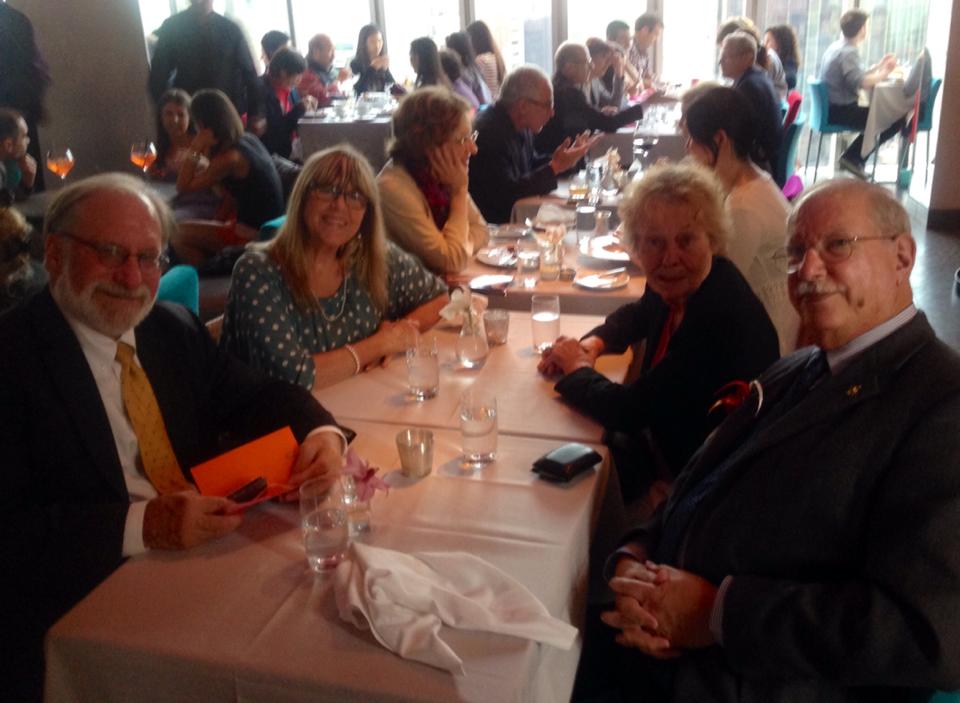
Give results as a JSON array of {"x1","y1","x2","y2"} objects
[
  {"x1": 334, "y1": 542, "x2": 578, "y2": 674},
  {"x1": 535, "y1": 203, "x2": 576, "y2": 226}
]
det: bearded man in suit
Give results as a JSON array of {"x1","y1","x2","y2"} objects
[
  {"x1": 597, "y1": 179, "x2": 960, "y2": 702},
  {"x1": 0, "y1": 173, "x2": 346, "y2": 701}
]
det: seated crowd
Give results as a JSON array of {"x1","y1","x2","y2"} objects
[{"x1": 2, "y1": 4, "x2": 956, "y2": 703}]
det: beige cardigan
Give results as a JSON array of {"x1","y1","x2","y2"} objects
[{"x1": 377, "y1": 160, "x2": 489, "y2": 274}]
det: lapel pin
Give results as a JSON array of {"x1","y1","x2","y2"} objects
[{"x1": 845, "y1": 384, "x2": 862, "y2": 398}]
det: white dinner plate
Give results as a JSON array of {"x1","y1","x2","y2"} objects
[
  {"x1": 475, "y1": 245, "x2": 518, "y2": 268},
  {"x1": 579, "y1": 234, "x2": 630, "y2": 263},
  {"x1": 490, "y1": 223, "x2": 532, "y2": 239},
  {"x1": 469, "y1": 274, "x2": 514, "y2": 292},
  {"x1": 573, "y1": 271, "x2": 630, "y2": 290}
]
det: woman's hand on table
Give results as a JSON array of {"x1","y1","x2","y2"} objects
[
  {"x1": 428, "y1": 142, "x2": 469, "y2": 193},
  {"x1": 537, "y1": 335, "x2": 600, "y2": 377}
]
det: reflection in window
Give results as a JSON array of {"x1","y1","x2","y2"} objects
[
  {"x1": 474, "y1": 0, "x2": 553, "y2": 73},
  {"x1": 382, "y1": 0, "x2": 461, "y2": 88}
]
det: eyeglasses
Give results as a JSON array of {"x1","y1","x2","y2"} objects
[
  {"x1": 455, "y1": 130, "x2": 479, "y2": 146},
  {"x1": 308, "y1": 184, "x2": 369, "y2": 211},
  {"x1": 54, "y1": 231, "x2": 168, "y2": 272},
  {"x1": 772, "y1": 235, "x2": 898, "y2": 273}
]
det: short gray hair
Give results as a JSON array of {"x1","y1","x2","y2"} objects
[
  {"x1": 788, "y1": 179, "x2": 912, "y2": 240},
  {"x1": 499, "y1": 65, "x2": 550, "y2": 107},
  {"x1": 722, "y1": 31, "x2": 757, "y2": 62},
  {"x1": 44, "y1": 172, "x2": 176, "y2": 246}
]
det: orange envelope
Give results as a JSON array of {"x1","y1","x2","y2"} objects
[{"x1": 190, "y1": 426, "x2": 298, "y2": 500}]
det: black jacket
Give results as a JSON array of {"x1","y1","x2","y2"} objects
[{"x1": 534, "y1": 78, "x2": 644, "y2": 155}]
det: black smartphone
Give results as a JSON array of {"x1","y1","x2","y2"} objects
[{"x1": 227, "y1": 476, "x2": 267, "y2": 503}]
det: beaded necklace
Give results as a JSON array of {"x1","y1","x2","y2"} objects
[{"x1": 319, "y1": 273, "x2": 348, "y2": 322}]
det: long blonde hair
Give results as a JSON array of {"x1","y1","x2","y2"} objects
[{"x1": 264, "y1": 145, "x2": 388, "y2": 311}]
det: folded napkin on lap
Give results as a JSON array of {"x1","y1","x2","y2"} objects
[{"x1": 334, "y1": 542, "x2": 578, "y2": 673}]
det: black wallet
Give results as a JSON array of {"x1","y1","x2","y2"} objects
[{"x1": 532, "y1": 443, "x2": 602, "y2": 483}]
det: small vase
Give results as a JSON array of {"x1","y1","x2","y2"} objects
[
  {"x1": 340, "y1": 475, "x2": 371, "y2": 537},
  {"x1": 457, "y1": 317, "x2": 489, "y2": 369}
]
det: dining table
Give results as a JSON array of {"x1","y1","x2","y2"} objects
[
  {"x1": 317, "y1": 311, "x2": 630, "y2": 445},
  {"x1": 299, "y1": 114, "x2": 393, "y2": 172},
  {"x1": 462, "y1": 225, "x2": 646, "y2": 316},
  {"x1": 861, "y1": 79, "x2": 915, "y2": 160},
  {"x1": 45, "y1": 418, "x2": 618, "y2": 703}
]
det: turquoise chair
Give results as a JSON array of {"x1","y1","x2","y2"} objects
[
  {"x1": 911, "y1": 77, "x2": 943, "y2": 184},
  {"x1": 157, "y1": 264, "x2": 199, "y2": 315},
  {"x1": 774, "y1": 113, "x2": 806, "y2": 189},
  {"x1": 258, "y1": 215, "x2": 286, "y2": 242},
  {"x1": 930, "y1": 692, "x2": 960, "y2": 703},
  {"x1": 804, "y1": 78, "x2": 855, "y2": 183}
]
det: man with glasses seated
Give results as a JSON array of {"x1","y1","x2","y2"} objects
[
  {"x1": 0, "y1": 173, "x2": 347, "y2": 702},
  {"x1": 468, "y1": 65, "x2": 597, "y2": 223},
  {"x1": 586, "y1": 179, "x2": 960, "y2": 703}
]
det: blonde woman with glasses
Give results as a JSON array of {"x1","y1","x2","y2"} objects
[{"x1": 220, "y1": 145, "x2": 448, "y2": 391}]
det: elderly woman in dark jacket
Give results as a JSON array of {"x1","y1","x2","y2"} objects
[{"x1": 538, "y1": 163, "x2": 779, "y2": 503}]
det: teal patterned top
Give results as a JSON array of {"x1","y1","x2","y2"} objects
[{"x1": 221, "y1": 242, "x2": 447, "y2": 389}]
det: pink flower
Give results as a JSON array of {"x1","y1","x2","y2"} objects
[{"x1": 344, "y1": 448, "x2": 389, "y2": 502}]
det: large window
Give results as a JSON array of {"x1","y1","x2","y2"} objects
[
  {"x1": 660, "y1": 3, "x2": 723, "y2": 85},
  {"x1": 474, "y1": 0, "x2": 553, "y2": 73},
  {"x1": 289, "y1": 0, "x2": 371, "y2": 71},
  {"x1": 382, "y1": 0, "x2": 462, "y2": 87},
  {"x1": 566, "y1": 1, "x2": 638, "y2": 44}
]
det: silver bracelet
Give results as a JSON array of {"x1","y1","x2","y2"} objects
[{"x1": 344, "y1": 343, "x2": 361, "y2": 375}]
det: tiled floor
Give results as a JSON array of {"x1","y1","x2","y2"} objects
[{"x1": 911, "y1": 212, "x2": 960, "y2": 351}]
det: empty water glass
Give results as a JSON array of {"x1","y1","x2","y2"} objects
[
  {"x1": 459, "y1": 388, "x2": 498, "y2": 466},
  {"x1": 405, "y1": 336, "x2": 439, "y2": 400},
  {"x1": 483, "y1": 309, "x2": 510, "y2": 345},
  {"x1": 516, "y1": 239, "x2": 540, "y2": 289},
  {"x1": 575, "y1": 205, "x2": 596, "y2": 248},
  {"x1": 299, "y1": 478, "x2": 349, "y2": 573}
]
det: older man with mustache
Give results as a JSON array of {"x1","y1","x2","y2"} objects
[
  {"x1": 0, "y1": 173, "x2": 346, "y2": 701},
  {"x1": 587, "y1": 179, "x2": 960, "y2": 702}
]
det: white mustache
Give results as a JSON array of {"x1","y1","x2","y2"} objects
[
  {"x1": 794, "y1": 279, "x2": 846, "y2": 297},
  {"x1": 95, "y1": 282, "x2": 151, "y2": 301}
]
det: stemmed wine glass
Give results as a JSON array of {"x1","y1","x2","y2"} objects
[
  {"x1": 130, "y1": 141, "x2": 158, "y2": 174},
  {"x1": 46, "y1": 147, "x2": 76, "y2": 181}
]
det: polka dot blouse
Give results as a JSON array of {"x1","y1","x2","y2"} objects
[{"x1": 220, "y1": 242, "x2": 448, "y2": 389}]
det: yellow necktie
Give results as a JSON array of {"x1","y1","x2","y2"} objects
[{"x1": 116, "y1": 342, "x2": 192, "y2": 494}]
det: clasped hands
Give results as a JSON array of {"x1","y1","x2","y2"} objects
[
  {"x1": 537, "y1": 335, "x2": 601, "y2": 377},
  {"x1": 601, "y1": 554, "x2": 718, "y2": 658},
  {"x1": 142, "y1": 431, "x2": 343, "y2": 550}
]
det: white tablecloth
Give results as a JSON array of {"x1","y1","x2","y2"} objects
[
  {"x1": 861, "y1": 80, "x2": 914, "y2": 159},
  {"x1": 589, "y1": 124, "x2": 686, "y2": 167},
  {"x1": 316, "y1": 312, "x2": 630, "y2": 444},
  {"x1": 45, "y1": 421, "x2": 610, "y2": 703},
  {"x1": 299, "y1": 117, "x2": 393, "y2": 172}
]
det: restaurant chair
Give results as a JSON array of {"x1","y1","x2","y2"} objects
[
  {"x1": 804, "y1": 78, "x2": 855, "y2": 183},
  {"x1": 774, "y1": 113, "x2": 806, "y2": 189},
  {"x1": 783, "y1": 90, "x2": 802, "y2": 129},
  {"x1": 157, "y1": 264, "x2": 199, "y2": 315},
  {"x1": 910, "y1": 77, "x2": 943, "y2": 184}
]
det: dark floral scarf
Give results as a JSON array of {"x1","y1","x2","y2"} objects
[{"x1": 411, "y1": 166, "x2": 451, "y2": 229}]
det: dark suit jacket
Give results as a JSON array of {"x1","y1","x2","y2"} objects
[
  {"x1": 556, "y1": 257, "x2": 779, "y2": 480},
  {"x1": 734, "y1": 66, "x2": 783, "y2": 170},
  {"x1": 469, "y1": 102, "x2": 558, "y2": 224},
  {"x1": 148, "y1": 7, "x2": 261, "y2": 117},
  {"x1": 0, "y1": 290, "x2": 337, "y2": 700},
  {"x1": 256, "y1": 75, "x2": 307, "y2": 160},
  {"x1": 623, "y1": 312, "x2": 960, "y2": 702},
  {"x1": 534, "y1": 78, "x2": 644, "y2": 155}
]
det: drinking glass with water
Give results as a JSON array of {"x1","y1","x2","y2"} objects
[
  {"x1": 460, "y1": 388, "x2": 498, "y2": 466},
  {"x1": 531, "y1": 295, "x2": 560, "y2": 353},
  {"x1": 405, "y1": 336, "x2": 440, "y2": 400},
  {"x1": 299, "y1": 478, "x2": 349, "y2": 573},
  {"x1": 516, "y1": 238, "x2": 540, "y2": 289}
]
